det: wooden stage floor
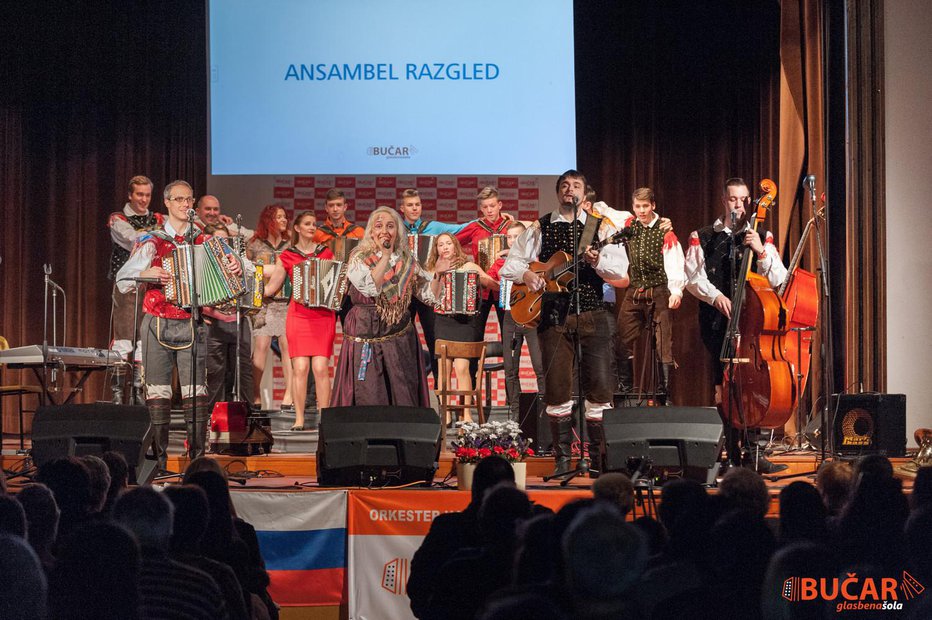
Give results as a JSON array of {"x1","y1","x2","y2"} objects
[{"x1": 2, "y1": 436, "x2": 918, "y2": 516}]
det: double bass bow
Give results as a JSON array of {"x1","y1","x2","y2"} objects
[{"x1": 720, "y1": 179, "x2": 798, "y2": 430}]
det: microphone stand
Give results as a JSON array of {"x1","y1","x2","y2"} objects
[
  {"x1": 806, "y1": 176, "x2": 835, "y2": 462},
  {"x1": 41, "y1": 265, "x2": 67, "y2": 404},
  {"x1": 544, "y1": 197, "x2": 593, "y2": 485},
  {"x1": 185, "y1": 209, "x2": 202, "y2": 461}
]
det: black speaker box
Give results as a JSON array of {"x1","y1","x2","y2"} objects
[
  {"x1": 602, "y1": 407, "x2": 724, "y2": 485},
  {"x1": 831, "y1": 393, "x2": 906, "y2": 457},
  {"x1": 517, "y1": 393, "x2": 551, "y2": 454},
  {"x1": 317, "y1": 406, "x2": 441, "y2": 487},
  {"x1": 31, "y1": 404, "x2": 158, "y2": 485}
]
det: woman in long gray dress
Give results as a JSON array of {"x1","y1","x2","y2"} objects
[{"x1": 331, "y1": 206, "x2": 441, "y2": 407}]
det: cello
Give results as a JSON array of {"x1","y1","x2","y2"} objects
[
  {"x1": 720, "y1": 179, "x2": 798, "y2": 430},
  {"x1": 777, "y1": 197, "x2": 823, "y2": 397}
]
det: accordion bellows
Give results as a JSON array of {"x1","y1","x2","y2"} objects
[
  {"x1": 407, "y1": 233, "x2": 436, "y2": 266},
  {"x1": 163, "y1": 237, "x2": 245, "y2": 308},
  {"x1": 477, "y1": 234, "x2": 508, "y2": 272},
  {"x1": 291, "y1": 258, "x2": 349, "y2": 310},
  {"x1": 436, "y1": 270, "x2": 480, "y2": 315}
]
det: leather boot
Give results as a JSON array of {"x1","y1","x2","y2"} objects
[
  {"x1": 657, "y1": 363, "x2": 674, "y2": 406},
  {"x1": 548, "y1": 416, "x2": 574, "y2": 477},
  {"x1": 147, "y1": 398, "x2": 172, "y2": 472},
  {"x1": 183, "y1": 396, "x2": 211, "y2": 460},
  {"x1": 617, "y1": 357, "x2": 634, "y2": 394},
  {"x1": 586, "y1": 421, "x2": 604, "y2": 479}
]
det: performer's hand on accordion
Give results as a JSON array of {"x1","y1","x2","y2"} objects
[
  {"x1": 225, "y1": 253, "x2": 243, "y2": 277},
  {"x1": 141, "y1": 266, "x2": 171, "y2": 285}
]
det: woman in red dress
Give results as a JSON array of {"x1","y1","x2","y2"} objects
[{"x1": 266, "y1": 211, "x2": 337, "y2": 430}]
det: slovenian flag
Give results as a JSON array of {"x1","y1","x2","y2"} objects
[{"x1": 231, "y1": 490, "x2": 347, "y2": 606}]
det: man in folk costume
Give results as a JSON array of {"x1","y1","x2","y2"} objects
[
  {"x1": 501, "y1": 170, "x2": 628, "y2": 477},
  {"x1": 107, "y1": 175, "x2": 163, "y2": 403},
  {"x1": 685, "y1": 177, "x2": 788, "y2": 473},
  {"x1": 615, "y1": 187, "x2": 687, "y2": 404},
  {"x1": 117, "y1": 180, "x2": 246, "y2": 470}
]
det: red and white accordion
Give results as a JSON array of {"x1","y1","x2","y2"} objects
[
  {"x1": 291, "y1": 258, "x2": 348, "y2": 310},
  {"x1": 435, "y1": 270, "x2": 480, "y2": 315}
]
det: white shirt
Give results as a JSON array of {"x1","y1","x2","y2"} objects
[
  {"x1": 630, "y1": 213, "x2": 688, "y2": 297},
  {"x1": 684, "y1": 218, "x2": 787, "y2": 305},
  {"x1": 116, "y1": 221, "x2": 254, "y2": 294},
  {"x1": 346, "y1": 251, "x2": 437, "y2": 305},
  {"x1": 109, "y1": 204, "x2": 155, "y2": 251},
  {"x1": 499, "y1": 207, "x2": 629, "y2": 283}
]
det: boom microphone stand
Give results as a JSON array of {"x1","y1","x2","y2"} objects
[{"x1": 544, "y1": 197, "x2": 595, "y2": 485}]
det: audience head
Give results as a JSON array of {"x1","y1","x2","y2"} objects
[
  {"x1": 718, "y1": 466, "x2": 771, "y2": 519},
  {"x1": 815, "y1": 460, "x2": 854, "y2": 516},
  {"x1": 15, "y1": 483, "x2": 59, "y2": 560},
  {"x1": 79, "y1": 455, "x2": 112, "y2": 513},
  {"x1": 49, "y1": 521, "x2": 140, "y2": 620},
  {"x1": 184, "y1": 470, "x2": 237, "y2": 544},
  {"x1": 911, "y1": 465, "x2": 932, "y2": 511},
  {"x1": 183, "y1": 455, "x2": 228, "y2": 481},
  {"x1": 471, "y1": 456, "x2": 516, "y2": 506},
  {"x1": 113, "y1": 486, "x2": 174, "y2": 550},
  {"x1": 592, "y1": 472, "x2": 635, "y2": 516},
  {"x1": 36, "y1": 457, "x2": 93, "y2": 532},
  {"x1": 162, "y1": 484, "x2": 210, "y2": 553},
  {"x1": 477, "y1": 484, "x2": 532, "y2": 548},
  {"x1": 512, "y1": 513, "x2": 556, "y2": 585},
  {"x1": 0, "y1": 534, "x2": 47, "y2": 620},
  {"x1": 761, "y1": 542, "x2": 836, "y2": 620},
  {"x1": 100, "y1": 450, "x2": 129, "y2": 513},
  {"x1": 778, "y1": 481, "x2": 828, "y2": 544},
  {"x1": 0, "y1": 495, "x2": 27, "y2": 538},
  {"x1": 563, "y1": 504, "x2": 647, "y2": 601},
  {"x1": 853, "y1": 454, "x2": 894, "y2": 480}
]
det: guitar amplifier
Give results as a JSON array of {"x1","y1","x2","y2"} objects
[{"x1": 831, "y1": 393, "x2": 906, "y2": 457}]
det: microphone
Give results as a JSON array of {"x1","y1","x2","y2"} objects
[
  {"x1": 381, "y1": 240, "x2": 392, "y2": 250},
  {"x1": 119, "y1": 276, "x2": 160, "y2": 284},
  {"x1": 730, "y1": 210, "x2": 737, "y2": 230},
  {"x1": 805, "y1": 175, "x2": 817, "y2": 202}
]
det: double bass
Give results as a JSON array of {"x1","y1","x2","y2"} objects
[
  {"x1": 720, "y1": 179, "x2": 798, "y2": 429},
  {"x1": 777, "y1": 197, "x2": 823, "y2": 397}
]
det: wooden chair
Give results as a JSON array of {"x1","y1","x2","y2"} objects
[
  {"x1": 0, "y1": 336, "x2": 41, "y2": 453},
  {"x1": 434, "y1": 339, "x2": 487, "y2": 443}
]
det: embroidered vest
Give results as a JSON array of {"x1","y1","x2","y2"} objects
[
  {"x1": 108, "y1": 211, "x2": 163, "y2": 280},
  {"x1": 538, "y1": 213, "x2": 603, "y2": 313}
]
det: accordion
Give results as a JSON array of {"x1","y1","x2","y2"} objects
[
  {"x1": 291, "y1": 258, "x2": 348, "y2": 310},
  {"x1": 477, "y1": 234, "x2": 508, "y2": 272},
  {"x1": 498, "y1": 279, "x2": 513, "y2": 310},
  {"x1": 163, "y1": 237, "x2": 245, "y2": 308},
  {"x1": 435, "y1": 270, "x2": 480, "y2": 315},
  {"x1": 407, "y1": 233, "x2": 436, "y2": 266},
  {"x1": 327, "y1": 236, "x2": 361, "y2": 263}
]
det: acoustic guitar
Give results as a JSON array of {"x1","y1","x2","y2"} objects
[{"x1": 509, "y1": 229, "x2": 629, "y2": 328}]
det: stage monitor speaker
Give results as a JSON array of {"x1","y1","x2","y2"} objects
[
  {"x1": 831, "y1": 393, "x2": 906, "y2": 457},
  {"x1": 602, "y1": 406, "x2": 724, "y2": 485},
  {"x1": 31, "y1": 404, "x2": 158, "y2": 485},
  {"x1": 518, "y1": 393, "x2": 551, "y2": 454},
  {"x1": 317, "y1": 406, "x2": 441, "y2": 487}
]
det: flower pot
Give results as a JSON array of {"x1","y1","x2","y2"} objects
[
  {"x1": 456, "y1": 462, "x2": 476, "y2": 491},
  {"x1": 457, "y1": 460, "x2": 527, "y2": 491},
  {"x1": 512, "y1": 461, "x2": 527, "y2": 490}
]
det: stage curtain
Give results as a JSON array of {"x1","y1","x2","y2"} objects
[
  {"x1": 0, "y1": 2, "x2": 207, "y2": 403},
  {"x1": 574, "y1": 1, "x2": 782, "y2": 406},
  {"x1": 777, "y1": 0, "x2": 826, "y2": 435}
]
